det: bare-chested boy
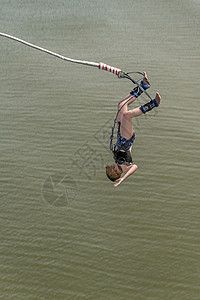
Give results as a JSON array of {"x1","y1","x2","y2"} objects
[{"x1": 106, "y1": 72, "x2": 161, "y2": 187}]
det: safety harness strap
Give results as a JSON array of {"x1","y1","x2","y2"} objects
[
  {"x1": 140, "y1": 99, "x2": 159, "y2": 114},
  {"x1": 130, "y1": 80, "x2": 149, "y2": 98}
]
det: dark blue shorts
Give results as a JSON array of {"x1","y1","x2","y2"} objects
[{"x1": 116, "y1": 132, "x2": 135, "y2": 150}]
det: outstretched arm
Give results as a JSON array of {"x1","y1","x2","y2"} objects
[{"x1": 114, "y1": 164, "x2": 138, "y2": 187}]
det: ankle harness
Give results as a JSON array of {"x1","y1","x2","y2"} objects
[
  {"x1": 140, "y1": 99, "x2": 159, "y2": 114},
  {"x1": 130, "y1": 80, "x2": 149, "y2": 98}
]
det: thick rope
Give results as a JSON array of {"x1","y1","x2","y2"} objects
[{"x1": 0, "y1": 32, "x2": 121, "y2": 75}]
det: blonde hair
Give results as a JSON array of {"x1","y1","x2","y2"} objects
[{"x1": 106, "y1": 165, "x2": 122, "y2": 182}]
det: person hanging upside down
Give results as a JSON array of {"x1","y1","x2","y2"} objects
[{"x1": 106, "y1": 72, "x2": 161, "y2": 187}]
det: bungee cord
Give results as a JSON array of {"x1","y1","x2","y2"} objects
[
  {"x1": 0, "y1": 32, "x2": 154, "y2": 153},
  {"x1": 0, "y1": 33, "x2": 153, "y2": 102},
  {"x1": 0, "y1": 32, "x2": 121, "y2": 76}
]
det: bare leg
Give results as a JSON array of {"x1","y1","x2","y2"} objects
[
  {"x1": 118, "y1": 94, "x2": 136, "y2": 109},
  {"x1": 126, "y1": 92, "x2": 161, "y2": 118},
  {"x1": 155, "y1": 92, "x2": 161, "y2": 105},
  {"x1": 143, "y1": 71, "x2": 150, "y2": 88}
]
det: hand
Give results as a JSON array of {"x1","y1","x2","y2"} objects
[{"x1": 114, "y1": 177, "x2": 124, "y2": 187}]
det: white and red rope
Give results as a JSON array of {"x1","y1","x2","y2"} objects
[
  {"x1": 99, "y1": 62, "x2": 121, "y2": 76},
  {"x1": 0, "y1": 32, "x2": 121, "y2": 77}
]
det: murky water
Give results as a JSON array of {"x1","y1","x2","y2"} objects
[{"x1": 0, "y1": 0, "x2": 200, "y2": 299}]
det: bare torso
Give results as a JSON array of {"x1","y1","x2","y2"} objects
[{"x1": 117, "y1": 103, "x2": 134, "y2": 141}]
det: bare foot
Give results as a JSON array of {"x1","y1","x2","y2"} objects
[
  {"x1": 143, "y1": 71, "x2": 150, "y2": 87},
  {"x1": 155, "y1": 92, "x2": 161, "y2": 105}
]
